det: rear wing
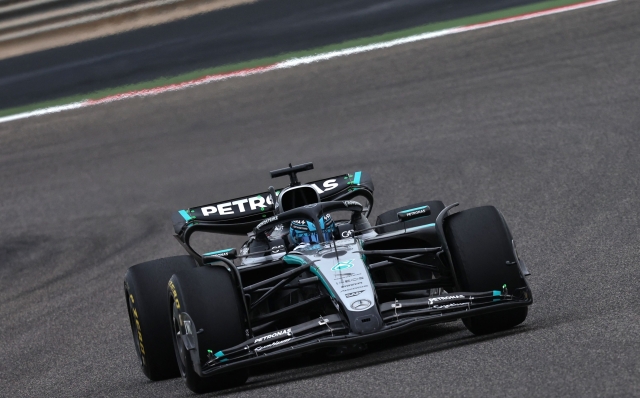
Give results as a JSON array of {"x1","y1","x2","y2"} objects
[{"x1": 172, "y1": 171, "x2": 374, "y2": 239}]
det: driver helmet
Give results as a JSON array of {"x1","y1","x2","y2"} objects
[{"x1": 289, "y1": 214, "x2": 335, "y2": 245}]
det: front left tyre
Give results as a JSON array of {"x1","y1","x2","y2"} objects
[
  {"x1": 169, "y1": 265, "x2": 249, "y2": 394},
  {"x1": 124, "y1": 256, "x2": 196, "y2": 380}
]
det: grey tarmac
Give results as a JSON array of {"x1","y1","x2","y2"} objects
[{"x1": 0, "y1": 0, "x2": 638, "y2": 396}]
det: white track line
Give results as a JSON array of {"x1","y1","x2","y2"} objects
[
  {"x1": 0, "y1": 0, "x2": 618, "y2": 125},
  {"x1": 0, "y1": 102, "x2": 86, "y2": 123}
]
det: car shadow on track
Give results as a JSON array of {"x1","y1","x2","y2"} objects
[{"x1": 212, "y1": 320, "x2": 532, "y2": 396}]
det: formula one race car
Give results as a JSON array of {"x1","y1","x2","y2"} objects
[{"x1": 124, "y1": 163, "x2": 532, "y2": 393}]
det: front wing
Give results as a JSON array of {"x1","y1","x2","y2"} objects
[{"x1": 179, "y1": 289, "x2": 532, "y2": 377}]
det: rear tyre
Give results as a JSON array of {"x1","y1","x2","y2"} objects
[
  {"x1": 169, "y1": 266, "x2": 249, "y2": 394},
  {"x1": 375, "y1": 201, "x2": 445, "y2": 233},
  {"x1": 444, "y1": 206, "x2": 528, "y2": 335},
  {"x1": 124, "y1": 256, "x2": 196, "y2": 380}
]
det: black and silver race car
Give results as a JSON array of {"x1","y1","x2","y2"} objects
[{"x1": 124, "y1": 163, "x2": 532, "y2": 393}]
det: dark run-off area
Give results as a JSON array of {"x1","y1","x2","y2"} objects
[{"x1": 1, "y1": 0, "x2": 545, "y2": 110}]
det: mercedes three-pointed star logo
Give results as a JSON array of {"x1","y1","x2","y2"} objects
[{"x1": 350, "y1": 299, "x2": 372, "y2": 311}]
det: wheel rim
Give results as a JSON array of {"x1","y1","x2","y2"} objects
[{"x1": 171, "y1": 298, "x2": 187, "y2": 377}]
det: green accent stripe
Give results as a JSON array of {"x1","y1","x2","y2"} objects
[
  {"x1": 178, "y1": 210, "x2": 191, "y2": 221},
  {"x1": 410, "y1": 223, "x2": 435, "y2": 231},
  {"x1": 399, "y1": 205, "x2": 429, "y2": 213},
  {"x1": 0, "y1": 0, "x2": 597, "y2": 119},
  {"x1": 203, "y1": 248, "x2": 233, "y2": 256},
  {"x1": 283, "y1": 255, "x2": 307, "y2": 265},
  {"x1": 353, "y1": 171, "x2": 362, "y2": 185}
]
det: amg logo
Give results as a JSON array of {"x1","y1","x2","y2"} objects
[
  {"x1": 254, "y1": 328, "x2": 292, "y2": 344},
  {"x1": 428, "y1": 295, "x2": 465, "y2": 305},
  {"x1": 254, "y1": 338, "x2": 291, "y2": 352},
  {"x1": 432, "y1": 303, "x2": 468, "y2": 309},
  {"x1": 256, "y1": 215, "x2": 278, "y2": 229}
]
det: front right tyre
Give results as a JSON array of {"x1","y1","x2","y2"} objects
[{"x1": 444, "y1": 205, "x2": 529, "y2": 335}]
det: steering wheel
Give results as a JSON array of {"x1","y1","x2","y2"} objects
[{"x1": 253, "y1": 200, "x2": 364, "y2": 242}]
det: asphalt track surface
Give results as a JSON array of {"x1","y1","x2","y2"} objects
[
  {"x1": 1, "y1": 1, "x2": 639, "y2": 397},
  {"x1": 0, "y1": 0, "x2": 546, "y2": 110}
]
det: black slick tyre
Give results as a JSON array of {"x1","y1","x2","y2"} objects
[
  {"x1": 124, "y1": 256, "x2": 196, "y2": 380},
  {"x1": 444, "y1": 206, "x2": 528, "y2": 335},
  {"x1": 169, "y1": 265, "x2": 249, "y2": 394},
  {"x1": 375, "y1": 201, "x2": 445, "y2": 233}
]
